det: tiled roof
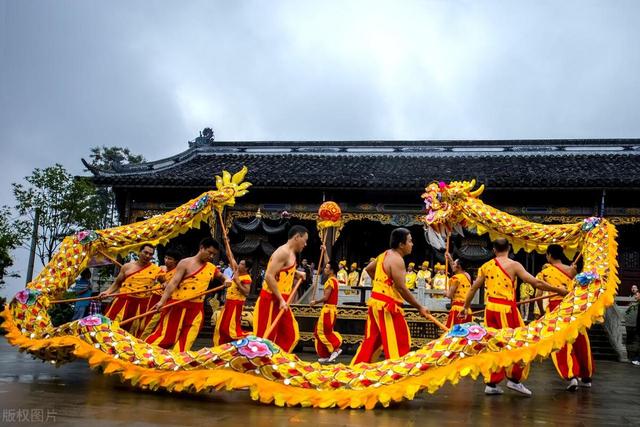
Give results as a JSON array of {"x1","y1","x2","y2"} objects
[{"x1": 87, "y1": 139, "x2": 640, "y2": 190}]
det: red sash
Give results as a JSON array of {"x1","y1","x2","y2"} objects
[{"x1": 371, "y1": 291, "x2": 402, "y2": 313}]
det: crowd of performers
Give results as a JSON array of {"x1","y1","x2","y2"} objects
[{"x1": 90, "y1": 225, "x2": 593, "y2": 396}]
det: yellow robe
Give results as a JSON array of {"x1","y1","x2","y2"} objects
[
  {"x1": 348, "y1": 271, "x2": 360, "y2": 287},
  {"x1": 405, "y1": 271, "x2": 417, "y2": 290}
]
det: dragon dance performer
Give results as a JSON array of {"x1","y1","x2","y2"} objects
[
  {"x1": 213, "y1": 259, "x2": 253, "y2": 345},
  {"x1": 464, "y1": 238, "x2": 568, "y2": 396},
  {"x1": 310, "y1": 258, "x2": 343, "y2": 363},
  {"x1": 147, "y1": 238, "x2": 231, "y2": 352},
  {"x1": 348, "y1": 263, "x2": 360, "y2": 287},
  {"x1": 444, "y1": 254, "x2": 472, "y2": 328},
  {"x1": 253, "y1": 225, "x2": 308, "y2": 353},
  {"x1": 351, "y1": 228, "x2": 430, "y2": 365},
  {"x1": 538, "y1": 244, "x2": 594, "y2": 391},
  {"x1": 140, "y1": 249, "x2": 181, "y2": 340},
  {"x1": 405, "y1": 262, "x2": 417, "y2": 290},
  {"x1": 100, "y1": 244, "x2": 162, "y2": 338}
]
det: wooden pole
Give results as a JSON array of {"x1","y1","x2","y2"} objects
[
  {"x1": 444, "y1": 231, "x2": 451, "y2": 270},
  {"x1": 469, "y1": 292, "x2": 560, "y2": 316},
  {"x1": 572, "y1": 251, "x2": 583, "y2": 267},
  {"x1": 426, "y1": 312, "x2": 449, "y2": 332},
  {"x1": 444, "y1": 231, "x2": 451, "y2": 292},
  {"x1": 217, "y1": 210, "x2": 237, "y2": 269},
  {"x1": 517, "y1": 292, "x2": 560, "y2": 306},
  {"x1": 263, "y1": 278, "x2": 303, "y2": 339},
  {"x1": 308, "y1": 229, "x2": 328, "y2": 303},
  {"x1": 50, "y1": 285, "x2": 164, "y2": 304},
  {"x1": 119, "y1": 283, "x2": 227, "y2": 327},
  {"x1": 97, "y1": 250, "x2": 123, "y2": 268}
]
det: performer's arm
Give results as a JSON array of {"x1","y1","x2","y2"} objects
[
  {"x1": 445, "y1": 253, "x2": 455, "y2": 275},
  {"x1": 445, "y1": 276, "x2": 458, "y2": 299},
  {"x1": 389, "y1": 257, "x2": 430, "y2": 318},
  {"x1": 310, "y1": 284, "x2": 332, "y2": 306},
  {"x1": 264, "y1": 250, "x2": 289, "y2": 310},
  {"x1": 535, "y1": 287, "x2": 545, "y2": 315},
  {"x1": 463, "y1": 273, "x2": 485, "y2": 314},
  {"x1": 220, "y1": 230, "x2": 238, "y2": 271},
  {"x1": 153, "y1": 261, "x2": 188, "y2": 310},
  {"x1": 214, "y1": 268, "x2": 234, "y2": 289},
  {"x1": 98, "y1": 265, "x2": 127, "y2": 297},
  {"x1": 294, "y1": 269, "x2": 307, "y2": 281},
  {"x1": 515, "y1": 264, "x2": 568, "y2": 296}
]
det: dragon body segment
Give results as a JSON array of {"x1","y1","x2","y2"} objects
[{"x1": 2, "y1": 177, "x2": 618, "y2": 409}]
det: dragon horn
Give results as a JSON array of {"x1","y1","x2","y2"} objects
[
  {"x1": 469, "y1": 184, "x2": 485, "y2": 198},
  {"x1": 232, "y1": 166, "x2": 248, "y2": 184}
]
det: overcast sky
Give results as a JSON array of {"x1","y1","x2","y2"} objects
[{"x1": 2, "y1": 0, "x2": 640, "y2": 297}]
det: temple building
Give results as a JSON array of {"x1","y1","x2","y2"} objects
[
  {"x1": 85, "y1": 131, "x2": 639, "y2": 355},
  {"x1": 86, "y1": 130, "x2": 640, "y2": 294}
]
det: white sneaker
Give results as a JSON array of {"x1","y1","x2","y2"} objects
[
  {"x1": 317, "y1": 357, "x2": 329, "y2": 363},
  {"x1": 631, "y1": 360, "x2": 640, "y2": 366},
  {"x1": 484, "y1": 385, "x2": 504, "y2": 395},
  {"x1": 578, "y1": 378, "x2": 592, "y2": 388},
  {"x1": 506, "y1": 380, "x2": 532, "y2": 396},
  {"x1": 328, "y1": 348, "x2": 343, "y2": 362},
  {"x1": 566, "y1": 378, "x2": 579, "y2": 392}
]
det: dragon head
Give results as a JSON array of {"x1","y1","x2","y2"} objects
[
  {"x1": 212, "y1": 166, "x2": 252, "y2": 212},
  {"x1": 421, "y1": 180, "x2": 484, "y2": 249}
]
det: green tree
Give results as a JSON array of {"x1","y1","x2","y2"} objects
[
  {"x1": 86, "y1": 146, "x2": 145, "y2": 228},
  {"x1": 12, "y1": 164, "x2": 103, "y2": 267},
  {"x1": 0, "y1": 206, "x2": 29, "y2": 285},
  {"x1": 89, "y1": 146, "x2": 145, "y2": 168}
]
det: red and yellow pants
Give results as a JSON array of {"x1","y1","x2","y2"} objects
[
  {"x1": 314, "y1": 304, "x2": 343, "y2": 358},
  {"x1": 446, "y1": 301, "x2": 472, "y2": 328},
  {"x1": 253, "y1": 290, "x2": 300, "y2": 353},
  {"x1": 351, "y1": 293, "x2": 411, "y2": 365},
  {"x1": 105, "y1": 295, "x2": 150, "y2": 338},
  {"x1": 548, "y1": 300, "x2": 595, "y2": 380},
  {"x1": 213, "y1": 299, "x2": 247, "y2": 346},
  {"x1": 145, "y1": 300, "x2": 203, "y2": 352},
  {"x1": 139, "y1": 294, "x2": 162, "y2": 340},
  {"x1": 484, "y1": 297, "x2": 530, "y2": 384}
]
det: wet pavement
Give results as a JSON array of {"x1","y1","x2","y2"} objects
[{"x1": 1, "y1": 338, "x2": 639, "y2": 426}]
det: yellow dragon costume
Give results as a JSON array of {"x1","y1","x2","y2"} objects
[{"x1": 1, "y1": 175, "x2": 618, "y2": 409}]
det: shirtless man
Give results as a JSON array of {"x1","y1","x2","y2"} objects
[
  {"x1": 101, "y1": 244, "x2": 161, "y2": 337},
  {"x1": 351, "y1": 227, "x2": 430, "y2": 364},
  {"x1": 252, "y1": 225, "x2": 307, "y2": 352},
  {"x1": 145, "y1": 238, "x2": 231, "y2": 351}
]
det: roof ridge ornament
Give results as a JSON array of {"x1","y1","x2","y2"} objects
[{"x1": 189, "y1": 127, "x2": 215, "y2": 148}]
